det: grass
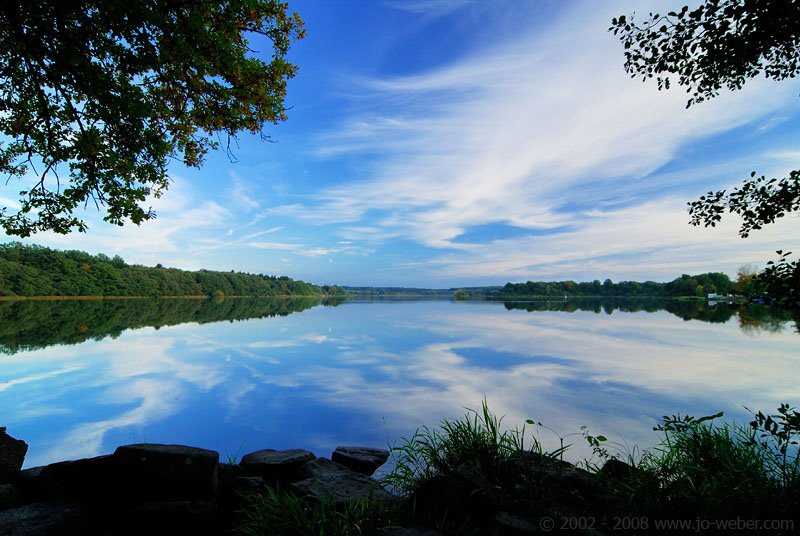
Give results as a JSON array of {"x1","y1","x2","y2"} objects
[
  {"x1": 225, "y1": 443, "x2": 245, "y2": 464},
  {"x1": 384, "y1": 400, "x2": 800, "y2": 532},
  {"x1": 236, "y1": 401, "x2": 800, "y2": 534},
  {"x1": 236, "y1": 486, "x2": 400, "y2": 536},
  {"x1": 382, "y1": 398, "x2": 549, "y2": 495},
  {"x1": 598, "y1": 408, "x2": 800, "y2": 523}
]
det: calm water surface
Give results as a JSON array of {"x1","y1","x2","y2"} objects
[{"x1": 1, "y1": 298, "x2": 798, "y2": 468}]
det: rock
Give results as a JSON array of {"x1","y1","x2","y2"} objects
[
  {"x1": 20, "y1": 446, "x2": 220, "y2": 505},
  {"x1": 0, "y1": 428, "x2": 28, "y2": 484},
  {"x1": 0, "y1": 483, "x2": 19, "y2": 509},
  {"x1": 240, "y1": 448, "x2": 315, "y2": 482},
  {"x1": 216, "y1": 461, "x2": 264, "y2": 520},
  {"x1": 557, "y1": 465, "x2": 595, "y2": 490},
  {"x1": 32, "y1": 455, "x2": 116, "y2": 502},
  {"x1": 229, "y1": 476, "x2": 269, "y2": 496},
  {"x1": 599, "y1": 458, "x2": 640, "y2": 480},
  {"x1": 408, "y1": 474, "x2": 474, "y2": 522},
  {"x1": 493, "y1": 511, "x2": 540, "y2": 535},
  {"x1": 454, "y1": 461, "x2": 489, "y2": 489},
  {"x1": 296, "y1": 457, "x2": 351, "y2": 480},
  {"x1": 290, "y1": 470, "x2": 395, "y2": 507},
  {"x1": 218, "y1": 462, "x2": 245, "y2": 482},
  {"x1": 113, "y1": 444, "x2": 219, "y2": 502},
  {"x1": 114, "y1": 500, "x2": 219, "y2": 535},
  {"x1": 331, "y1": 446, "x2": 390, "y2": 476},
  {"x1": 380, "y1": 526, "x2": 441, "y2": 536},
  {"x1": 0, "y1": 501, "x2": 85, "y2": 536},
  {"x1": 497, "y1": 452, "x2": 571, "y2": 486},
  {"x1": 12, "y1": 466, "x2": 46, "y2": 503}
]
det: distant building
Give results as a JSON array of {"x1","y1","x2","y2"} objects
[{"x1": 707, "y1": 293, "x2": 718, "y2": 299}]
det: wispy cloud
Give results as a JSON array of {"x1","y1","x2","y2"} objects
[
  {"x1": 283, "y1": 1, "x2": 799, "y2": 282},
  {"x1": 299, "y1": 247, "x2": 339, "y2": 257},
  {"x1": 385, "y1": 0, "x2": 474, "y2": 17},
  {"x1": 3, "y1": 0, "x2": 797, "y2": 286},
  {"x1": 228, "y1": 171, "x2": 261, "y2": 211},
  {"x1": 247, "y1": 241, "x2": 305, "y2": 251}
]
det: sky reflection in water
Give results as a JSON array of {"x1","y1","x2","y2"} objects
[{"x1": 1, "y1": 299, "x2": 798, "y2": 468}]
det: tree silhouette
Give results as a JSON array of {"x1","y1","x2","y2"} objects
[
  {"x1": 611, "y1": 0, "x2": 799, "y2": 307},
  {"x1": 0, "y1": 1, "x2": 304, "y2": 236}
]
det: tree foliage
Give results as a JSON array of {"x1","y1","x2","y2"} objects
[
  {"x1": 611, "y1": 1, "x2": 800, "y2": 307},
  {"x1": 0, "y1": 242, "x2": 324, "y2": 297},
  {"x1": 0, "y1": 0, "x2": 304, "y2": 236},
  {"x1": 688, "y1": 171, "x2": 800, "y2": 237},
  {"x1": 609, "y1": 0, "x2": 800, "y2": 107},
  {"x1": 760, "y1": 250, "x2": 800, "y2": 307},
  {"x1": 497, "y1": 272, "x2": 734, "y2": 299}
]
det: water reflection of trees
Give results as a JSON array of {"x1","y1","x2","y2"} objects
[
  {"x1": 0, "y1": 297, "x2": 330, "y2": 354},
  {"x1": 502, "y1": 299, "x2": 800, "y2": 334},
  {"x1": 3, "y1": 297, "x2": 796, "y2": 355}
]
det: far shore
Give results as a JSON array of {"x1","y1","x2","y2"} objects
[{"x1": 0, "y1": 294, "x2": 328, "y2": 301}]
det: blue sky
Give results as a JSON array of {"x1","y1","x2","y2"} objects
[{"x1": 2, "y1": 0, "x2": 799, "y2": 287}]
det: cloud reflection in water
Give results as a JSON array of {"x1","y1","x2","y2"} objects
[{"x1": 1, "y1": 300, "x2": 798, "y2": 467}]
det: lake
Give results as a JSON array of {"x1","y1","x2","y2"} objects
[{"x1": 1, "y1": 297, "x2": 798, "y2": 469}]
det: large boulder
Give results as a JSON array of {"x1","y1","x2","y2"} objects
[
  {"x1": 290, "y1": 469, "x2": 395, "y2": 507},
  {"x1": 295, "y1": 457, "x2": 351, "y2": 480},
  {"x1": 493, "y1": 511, "x2": 539, "y2": 535},
  {"x1": 112, "y1": 444, "x2": 219, "y2": 502},
  {"x1": 21, "y1": 445, "x2": 220, "y2": 505},
  {"x1": 0, "y1": 428, "x2": 28, "y2": 484},
  {"x1": 112, "y1": 500, "x2": 219, "y2": 535},
  {"x1": 0, "y1": 501, "x2": 85, "y2": 536},
  {"x1": 0, "y1": 483, "x2": 19, "y2": 509},
  {"x1": 380, "y1": 527, "x2": 441, "y2": 536},
  {"x1": 29, "y1": 455, "x2": 116, "y2": 502},
  {"x1": 331, "y1": 446, "x2": 390, "y2": 476},
  {"x1": 239, "y1": 449, "x2": 315, "y2": 482},
  {"x1": 599, "y1": 458, "x2": 640, "y2": 480}
]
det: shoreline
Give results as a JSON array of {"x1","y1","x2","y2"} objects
[{"x1": 0, "y1": 294, "x2": 331, "y2": 302}]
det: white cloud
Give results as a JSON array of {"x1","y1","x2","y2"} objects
[
  {"x1": 0, "y1": 366, "x2": 82, "y2": 394},
  {"x1": 233, "y1": 304, "x2": 800, "y2": 458},
  {"x1": 300, "y1": 247, "x2": 339, "y2": 257},
  {"x1": 385, "y1": 0, "x2": 475, "y2": 17},
  {"x1": 416, "y1": 198, "x2": 798, "y2": 281},
  {"x1": 287, "y1": 1, "x2": 800, "y2": 281},
  {"x1": 0, "y1": 196, "x2": 21, "y2": 211},
  {"x1": 17, "y1": 175, "x2": 232, "y2": 268},
  {"x1": 247, "y1": 241, "x2": 304, "y2": 251},
  {"x1": 228, "y1": 171, "x2": 261, "y2": 211}
]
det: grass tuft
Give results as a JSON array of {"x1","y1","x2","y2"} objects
[
  {"x1": 596, "y1": 407, "x2": 800, "y2": 524},
  {"x1": 382, "y1": 398, "x2": 545, "y2": 495},
  {"x1": 236, "y1": 486, "x2": 399, "y2": 536}
]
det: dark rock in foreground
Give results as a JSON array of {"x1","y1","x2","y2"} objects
[
  {"x1": 494, "y1": 511, "x2": 540, "y2": 535},
  {"x1": 295, "y1": 456, "x2": 352, "y2": 480},
  {"x1": 240, "y1": 448, "x2": 316, "y2": 482},
  {"x1": 332, "y1": 446, "x2": 390, "y2": 476},
  {"x1": 380, "y1": 526, "x2": 441, "y2": 536},
  {"x1": 0, "y1": 439, "x2": 400, "y2": 535},
  {"x1": 291, "y1": 463, "x2": 396, "y2": 506},
  {"x1": 0, "y1": 432, "x2": 646, "y2": 535},
  {"x1": 0, "y1": 501, "x2": 84, "y2": 536},
  {"x1": 0, "y1": 428, "x2": 27, "y2": 484},
  {"x1": 113, "y1": 443, "x2": 219, "y2": 501},
  {"x1": 0, "y1": 484, "x2": 19, "y2": 509}
]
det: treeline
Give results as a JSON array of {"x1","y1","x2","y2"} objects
[
  {"x1": 0, "y1": 243, "x2": 327, "y2": 297},
  {"x1": 0, "y1": 297, "x2": 334, "y2": 354},
  {"x1": 342, "y1": 286, "x2": 453, "y2": 297},
  {"x1": 502, "y1": 298, "x2": 799, "y2": 334},
  {"x1": 497, "y1": 272, "x2": 734, "y2": 298}
]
